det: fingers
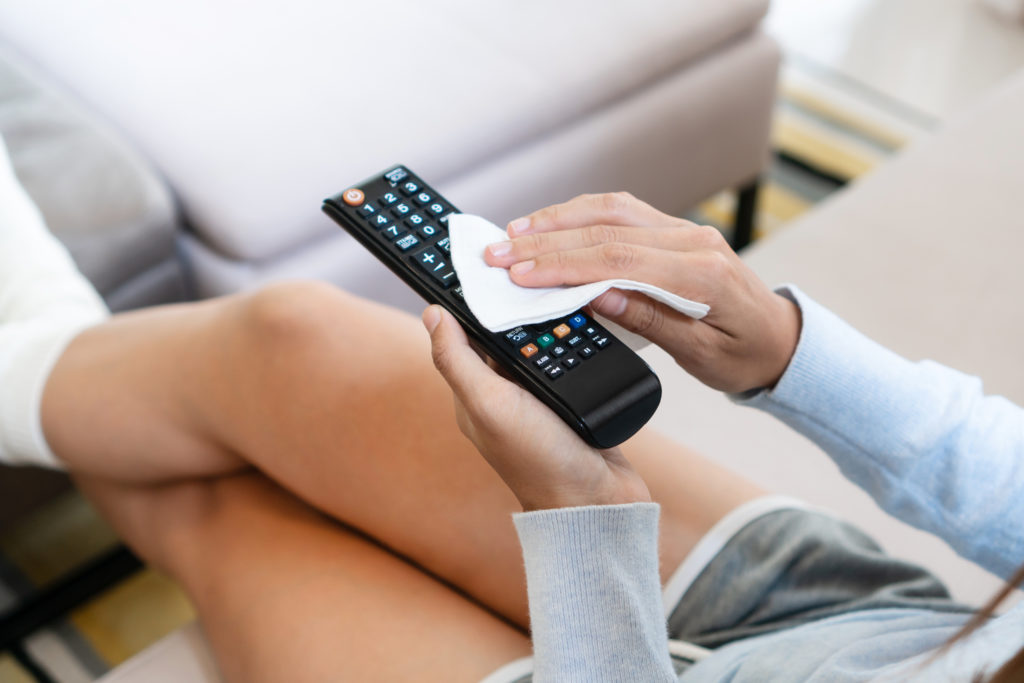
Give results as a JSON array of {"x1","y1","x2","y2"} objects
[
  {"x1": 423, "y1": 306, "x2": 503, "y2": 404},
  {"x1": 591, "y1": 289, "x2": 705, "y2": 357},
  {"x1": 485, "y1": 223, "x2": 693, "y2": 268},
  {"x1": 504, "y1": 242, "x2": 698, "y2": 289},
  {"x1": 507, "y1": 192, "x2": 684, "y2": 237}
]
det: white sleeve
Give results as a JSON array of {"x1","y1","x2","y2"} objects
[{"x1": 0, "y1": 134, "x2": 108, "y2": 468}]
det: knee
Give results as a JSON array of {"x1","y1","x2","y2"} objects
[{"x1": 235, "y1": 280, "x2": 356, "y2": 359}]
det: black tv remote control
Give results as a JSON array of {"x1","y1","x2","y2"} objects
[{"x1": 323, "y1": 165, "x2": 661, "y2": 448}]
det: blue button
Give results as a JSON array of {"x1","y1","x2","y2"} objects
[{"x1": 568, "y1": 314, "x2": 587, "y2": 329}]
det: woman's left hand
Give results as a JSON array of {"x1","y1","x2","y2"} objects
[{"x1": 422, "y1": 305, "x2": 650, "y2": 512}]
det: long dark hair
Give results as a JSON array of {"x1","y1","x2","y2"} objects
[{"x1": 935, "y1": 562, "x2": 1024, "y2": 682}]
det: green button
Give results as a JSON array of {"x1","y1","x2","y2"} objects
[{"x1": 536, "y1": 333, "x2": 555, "y2": 348}]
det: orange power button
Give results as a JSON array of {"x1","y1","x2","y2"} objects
[{"x1": 342, "y1": 188, "x2": 365, "y2": 206}]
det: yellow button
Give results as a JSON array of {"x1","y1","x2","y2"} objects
[
  {"x1": 553, "y1": 324, "x2": 571, "y2": 339},
  {"x1": 342, "y1": 188, "x2": 365, "y2": 206}
]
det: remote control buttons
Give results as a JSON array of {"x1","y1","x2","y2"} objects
[
  {"x1": 412, "y1": 247, "x2": 457, "y2": 288},
  {"x1": 568, "y1": 314, "x2": 587, "y2": 329},
  {"x1": 370, "y1": 213, "x2": 392, "y2": 229},
  {"x1": 566, "y1": 334, "x2": 584, "y2": 348},
  {"x1": 552, "y1": 324, "x2": 571, "y2": 339},
  {"x1": 435, "y1": 237, "x2": 451, "y2": 255},
  {"x1": 342, "y1": 188, "x2": 365, "y2": 206},
  {"x1": 504, "y1": 327, "x2": 529, "y2": 345},
  {"x1": 400, "y1": 180, "x2": 420, "y2": 196},
  {"x1": 379, "y1": 192, "x2": 400, "y2": 206},
  {"x1": 536, "y1": 334, "x2": 555, "y2": 348},
  {"x1": 358, "y1": 202, "x2": 377, "y2": 218},
  {"x1": 384, "y1": 167, "x2": 409, "y2": 185},
  {"x1": 578, "y1": 345, "x2": 595, "y2": 359},
  {"x1": 418, "y1": 224, "x2": 440, "y2": 240},
  {"x1": 520, "y1": 343, "x2": 539, "y2": 358},
  {"x1": 395, "y1": 234, "x2": 420, "y2": 251},
  {"x1": 562, "y1": 357, "x2": 580, "y2": 371}
]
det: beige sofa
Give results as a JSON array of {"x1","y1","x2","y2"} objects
[
  {"x1": 99, "y1": 62, "x2": 1024, "y2": 683},
  {"x1": 0, "y1": 0, "x2": 779, "y2": 311}
]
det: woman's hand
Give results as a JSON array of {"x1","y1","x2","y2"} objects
[
  {"x1": 422, "y1": 305, "x2": 650, "y2": 512},
  {"x1": 484, "y1": 193, "x2": 802, "y2": 393}
]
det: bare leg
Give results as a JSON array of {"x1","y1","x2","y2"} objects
[
  {"x1": 77, "y1": 471, "x2": 531, "y2": 682},
  {"x1": 45, "y1": 281, "x2": 765, "y2": 626}
]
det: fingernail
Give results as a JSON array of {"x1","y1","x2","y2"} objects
[
  {"x1": 510, "y1": 260, "x2": 535, "y2": 276},
  {"x1": 593, "y1": 290, "x2": 628, "y2": 316},
  {"x1": 508, "y1": 217, "x2": 531, "y2": 235},
  {"x1": 422, "y1": 305, "x2": 442, "y2": 333},
  {"x1": 486, "y1": 241, "x2": 512, "y2": 258}
]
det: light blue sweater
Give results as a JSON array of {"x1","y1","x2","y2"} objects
[{"x1": 512, "y1": 286, "x2": 1023, "y2": 681}]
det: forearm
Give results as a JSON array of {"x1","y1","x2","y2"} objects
[
  {"x1": 514, "y1": 503, "x2": 676, "y2": 682},
  {"x1": 735, "y1": 286, "x2": 1024, "y2": 579}
]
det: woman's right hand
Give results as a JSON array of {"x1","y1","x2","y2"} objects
[{"x1": 484, "y1": 193, "x2": 802, "y2": 394}]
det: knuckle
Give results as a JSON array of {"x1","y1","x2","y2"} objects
[
  {"x1": 601, "y1": 191, "x2": 635, "y2": 215},
  {"x1": 700, "y1": 249, "x2": 735, "y2": 281},
  {"x1": 629, "y1": 301, "x2": 666, "y2": 337},
  {"x1": 598, "y1": 242, "x2": 638, "y2": 272},
  {"x1": 430, "y1": 341, "x2": 455, "y2": 377},
  {"x1": 586, "y1": 223, "x2": 621, "y2": 245},
  {"x1": 694, "y1": 224, "x2": 727, "y2": 249}
]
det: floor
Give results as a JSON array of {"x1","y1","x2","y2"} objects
[{"x1": 767, "y1": 0, "x2": 1024, "y2": 126}]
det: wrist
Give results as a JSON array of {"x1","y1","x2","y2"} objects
[
  {"x1": 744, "y1": 294, "x2": 801, "y2": 392},
  {"x1": 766, "y1": 294, "x2": 801, "y2": 388},
  {"x1": 517, "y1": 469, "x2": 652, "y2": 512}
]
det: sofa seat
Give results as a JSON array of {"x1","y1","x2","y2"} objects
[{"x1": 0, "y1": 1, "x2": 777, "y2": 305}]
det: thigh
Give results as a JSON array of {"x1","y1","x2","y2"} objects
[{"x1": 78, "y1": 472, "x2": 532, "y2": 683}]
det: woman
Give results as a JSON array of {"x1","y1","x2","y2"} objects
[{"x1": 2, "y1": 135, "x2": 1021, "y2": 679}]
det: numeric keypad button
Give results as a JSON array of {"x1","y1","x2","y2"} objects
[
  {"x1": 391, "y1": 202, "x2": 412, "y2": 217},
  {"x1": 379, "y1": 192, "x2": 400, "y2": 206},
  {"x1": 382, "y1": 224, "x2": 405, "y2": 241},
  {"x1": 413, "y1": 191, "x2": 433, "y2": 206},
  {"x1": 400, "y1": 180, "x2": 420, "y2": 196},
  {"x1": 427, "y1": 202, "x2": 446, "y2": 216},
  {"x1": 358, "y1": 202, "x2": 377, "y2": 218},
  {"x1": 371, "y1": 213, "x2": 392, "y2": 229},
  {"x1": 418, "y1": 224, "x2": 440, "y2": 240}
]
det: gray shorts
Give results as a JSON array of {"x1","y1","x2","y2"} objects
[{"x1": 482, "y1": 497, "x2": 972, "y2": 682}]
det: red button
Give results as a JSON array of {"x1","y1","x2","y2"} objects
[{"x1": 342, "y1": 188, "x2": 365, "y2": 206}]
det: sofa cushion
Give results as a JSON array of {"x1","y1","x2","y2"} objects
[
  {"x1": 0, "y1": 46, "x2": 185, "y2": 308},
  {"x1": 0, "y1": 0, "x2": 769, "y2": 263}
]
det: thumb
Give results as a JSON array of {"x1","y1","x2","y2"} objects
[
  {"x1": 591, "y1": 289, "x2": 696, "y2": 348},
  {"x1": 422, "y1": 305, "x2": 500, "y2": 403}
]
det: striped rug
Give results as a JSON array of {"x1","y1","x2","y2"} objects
[{"x1": 0, "y1": 75, "x2": 906, "y2": 681}]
